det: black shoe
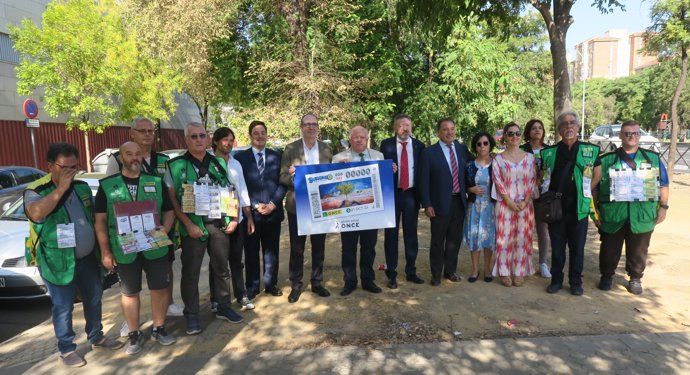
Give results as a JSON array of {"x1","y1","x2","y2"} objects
[
  {"x1": 628, "y1": 279, "x2": 643, "y2": 295},
  {"x1": 484, "y1": 276, "x2": 493, "y2": 283},
  {"x1": 546, "y1": 282, "x2": 563, "y2": 294},
  {"x1": 387, "y1": 278, "x2": 398, "y2": 289},
  {"x1": 362, "y1": 283, "x2": 382, "y2": 294},
  {"x1": 598, "y1": 277, "x2": 613, "y2": 291},
  {"x1": 406, "y1": 274, "x2": 425, "y2": 284},
  {"x1": 311, "y1": 285, "x2": 331, "y2": 297},
  {"x1": 264, "y1": 285, "x2": 283, "y2": 296},
  {"x1": 340, "y1": 285, "x2": 356, "y2": 296},
  {"x1": 430, "y1": 278, "x2": 441, "y2": 286},
  {"x1": 468, "y1": 274, "x2": 479, "y2": 283},
  {"x1": 288, "y1": 288, "x2": 302, "y2": 303},
  {"x1": 570, "y1": 285, "x2": 584, "y2": 296},
  {"x1": 444, "y1": 273, "x2": 461, "y2": 282}
]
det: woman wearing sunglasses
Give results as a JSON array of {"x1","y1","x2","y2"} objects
[
  {"x1": 491, "y1": 122, "x2": 537, "y2": 287},
  {"x1": 521, "y1": 119, "x2": 552, "y2": 279},
  {"x1": 463, "y1": 132, "x2": 497, "y2": 283}
]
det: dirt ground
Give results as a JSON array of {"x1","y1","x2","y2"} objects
[{"x1": 135, "y1": 173, "x2": 690, "y2": 356}]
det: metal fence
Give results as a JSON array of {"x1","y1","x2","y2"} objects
[{"x1": 589, "y1": 140, "x2": 690, "y2": 170}]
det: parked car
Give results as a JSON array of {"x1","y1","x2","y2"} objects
[
  {"x1": 0, "y1": 176, "x2": 100, "y2": 299},
  {"x1": 90, "y1": 148, "x2": 118, "y2": 174},
  {"x1": 0, "y1": 166, "x2": 46, "y2": 215},
  {"x1": 589, "y1": 124, "x2": 662, "y2": 152}
]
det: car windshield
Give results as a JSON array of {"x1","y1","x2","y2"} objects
[{"x1": 0, "y1": 197, "x2": 27, "y2": 220}]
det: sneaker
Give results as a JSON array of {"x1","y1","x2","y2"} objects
[
  {"x1": 239, "y1": 296, "x2": 255, "y2": 311},
  {"x1": 216, "y1": 307, "x2": 243, "y2": 323},
  {"x1": 628, "y1": 279, "x2": 643, "y2": 295},
  {"x1": 125, "y1": 331, "x2": 144, "y2": 356},
  {"x1": 120, "y1": 321, "x2": 129, "y2": 338},
  {"x1": 598, "y1": 276, "x2": 613, "y2": 291},
  {"x1": 59, "y1": 351, "x2": 85, "y2": 367},
  {"x1": 91, "y1": 336, "x2": 124, "y2": 350},
  {"x1": 540, "y1": 263, "x2": 552, "y2": 278},
  {"x1": 151, "y1": 326, "x2": 176, "y2": 346},
  {"x1": 210, "y1": 301, "x2": 218, "y2": 313},
  {"x1": 166, "y1": 303, "x2": 184, "y2": 317},
  {"x1": 185, "y1": 316, "x2": 202, "y2": 335}
]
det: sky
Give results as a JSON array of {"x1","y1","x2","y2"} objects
[{"x1": 566, "y1": 0, "x2": 653, "y2": 57}]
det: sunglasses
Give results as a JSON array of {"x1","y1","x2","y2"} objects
[
  {"x1": 506, "y1": 131, "x2": 522, "y2": 137},
  {"x1": 189, "y1": 133, "x2": 207, "y2": 140},
  {"x1": 476, "y1": 141, "x2": 490, "y2": 147},
  {"x1": 622, "y1": 131, "x2": 641, "y2": 138}
]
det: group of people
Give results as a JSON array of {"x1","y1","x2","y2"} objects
[{"x1": 24, "y1": 111, "x2": 669, "y2": 367}]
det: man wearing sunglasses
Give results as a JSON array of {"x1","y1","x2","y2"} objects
[
  {"x1": 165, "y1": 122, "x2": 247, "y2": 334},
  {"x1": 24, "y1": 143, "x2": 123, "y2": 367},
  {"x1": 540, "y1": 111, "x2": 600, "y2": 296},
  {"x1": 592, "y1": 120, "x2": 669, "y2": 295}
]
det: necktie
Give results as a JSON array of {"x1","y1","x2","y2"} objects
[
  {"x1": 257, "y1": 152, "x2": 264, "y2": 176},
  {"x1": 447, "y1": 144, "x2": 460, "y2": 193},
  {"x1": 359, "y1": 153, "x2": 365, "y2": 161},
  {"x1": 399, "y1": 141, "x2": 409, "y2": 191}
]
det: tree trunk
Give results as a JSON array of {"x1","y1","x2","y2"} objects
[
  {"x1": 84, "y1": 131, "x2": 92, "y2": 173},
  {"x1": 278, "y1": 0, "x2": 312, "y2": 70},
  {"x1": 533, "y1": 0, "x2": 574, "y2": 141},
  {"x1": 668, "y1": 44, "x2": 688, "y2": 185}
]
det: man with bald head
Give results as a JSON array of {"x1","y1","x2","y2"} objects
[
  {"x1": 95, "y1": 142, "x2": 177, "y2": 355},
  {"x1": 332, "y1": 125, "x2": 385, "y2": 296}
]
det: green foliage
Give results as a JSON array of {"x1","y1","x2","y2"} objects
[
  {"x1": 572, "y1": 79, "x2": 617, "y2": 134},
  {"x1": 10, "y1": 0, "x2": 180, "y2": 132}
]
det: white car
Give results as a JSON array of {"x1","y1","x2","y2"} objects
[
  {"x1": 589, "y1": 124, "x2": 662, "y2": 152},
  {"x1": 0, "y1": 177, "x2": 100, "y2": 299}
]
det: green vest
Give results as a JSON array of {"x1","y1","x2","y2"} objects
[
  {"x1": 166, "y1": 152, "x2": 230, "y2": 241},
  {"x1": 113, "y1": 150, "x2": 169, "y2": 178},
  {"x1": 597, "y1": 148, "x2": 661, "y2": 234},
  {"x1": 24, "y1": 175, "x2": 97, "y2": 285},
  {"x1": 541, "y1": 141, "x2": 600, "y2": 221},
  {"x1": 99, "y1": 173, "x2": 167, "y2": 264}
]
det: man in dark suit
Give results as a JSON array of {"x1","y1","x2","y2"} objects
[
  {"x1": 235, "y1": 121, "x2": 287, "y2": 300},
  {"x1": 279, "y1": 114, "x2": 333, "y2": 303},
  {"x1": 380, "y1": 115, "x2": 425, "y2": 289},
  {"x1": 418, "y1": 118, "x2": 472, "y2": 286}
]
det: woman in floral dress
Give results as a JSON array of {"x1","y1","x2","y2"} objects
[
  {"x1": 491, "y1": 122, "x2": 537, "y2": 287},
  {"x1": 463, "y1": 132, "x2": 497, "y2": 283}
]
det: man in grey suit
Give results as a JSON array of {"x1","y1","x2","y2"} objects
[{"x1": 280, "y1": 114, "x2": 333, "y2": 303}]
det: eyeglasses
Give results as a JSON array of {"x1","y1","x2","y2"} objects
[
  {"x1": 133, "y1": 129, "x2": 155, "y2": 135},
  {"x1": 559, "y1": 121, "x2": 578, "y2": 127},
  {"x1": 301, "y1": 122, "x2": 319, "y2": 128},
  {"x1": 476, "y1": 141, "x2": 490, "y2": 147},
  {"x1": 53, "y1": 163, "x2": 79, "y2": 170},
  {"x1": 622, "y1": 131, "x2": 641, "y2": 138},
  {"x1": 189, "y1": 133, "x2": 207, "y2": 140},
  {"x1": 506, "y1": 131, "x2": 522, "y2": 137}
]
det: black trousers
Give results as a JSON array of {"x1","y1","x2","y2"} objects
[
  {"x1": 287, "y1": 212, "x2": 326, "y2": 290},
  {"x1": 341, "y1": 229, "x2": 378, "y2": 287},
  {"x1": 548, "y1": 211, "x2": 588, "y2": 287},
  {"x1": 182, "y1": 223, "x2": 245, "y2": 316},
  {"x1": 599, "y1": 222, "x2": 653, "y2": 280},
  {"x1": 428, "y1": 195, "x2": 465, "y2": 280},
  {"x1": 384, "y1": 188, "x2": 420, "y2": 280},
  {"x1": 244, "y1": 216, "x2": 282, "y2": 293}
]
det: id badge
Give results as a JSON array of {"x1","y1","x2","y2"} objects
[
  {"x1": 57, "y1": 223, "x2": 77, "y2": 249},
  {"x1": 582, "y1": 165, "x2": 593, "y2": 199}
]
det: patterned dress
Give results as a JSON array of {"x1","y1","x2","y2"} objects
[
  {"x1": 463, "y1": 161, "x2": 496, "y2": 252},
  {"x1": 491, "y1": 153, "x2": 537, "y2": 277}
]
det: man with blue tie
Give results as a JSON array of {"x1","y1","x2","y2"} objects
[
  {"x1": 235, "y1": 121, "x2": 287, "y2": 299},
  {"x1": 380, "y1": 115, "x2": 425, "y2": 289},
  {"x1": 418, "y1": 118, "x2": 472, "y2": 286}
]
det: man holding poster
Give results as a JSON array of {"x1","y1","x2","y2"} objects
[
  {"x1": 95, "y1": 142, "x2": 177, "y2": 355},
  {"x1": 332, "y1": 126, "x2": 386, "y2": 296},
  {"x1": 280, "y1": 114, "x2": 333, "y2": 303}
]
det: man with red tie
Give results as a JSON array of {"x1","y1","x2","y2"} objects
[
  {"x1": 418, "y1": 118, "x2": 472, "y2": 286},
  {"x1": 380, "y1": 115, "x2": 426, "y2": 289}
]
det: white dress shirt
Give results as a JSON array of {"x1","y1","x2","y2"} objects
[
  {"x1": 302, "y1": 139, "x2": 321, "y2": 165},
  {"x1": 226, "y1": 156, "x2": 250, "y2": 223}
]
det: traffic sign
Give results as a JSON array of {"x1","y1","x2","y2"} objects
[
  {"x1": 22, "y1": 99, "x2": 39, "y2": 119},
  {"x1": 25, "y1": 118, "x2": 40, "y2": 128}
]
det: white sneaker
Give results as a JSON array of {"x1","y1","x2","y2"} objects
[
  {"x1": 166, "y1": 303, "x2": 184, "y2": 317},
  {"x1": 239, "y1": 296, "x2": 255, "y2": 311},
  {"x1": 540, "y1": 263, "x2": 552, "y2": 278},
  {"x1": 210, "y1": 301, "x2": 218, "y2": 313},
  {"x1": 120, "y1": 321, "x2": 129, "y2": 337}
]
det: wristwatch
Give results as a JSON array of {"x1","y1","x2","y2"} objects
[{"x1": 659, "y1": 203, "x2": 669, "y2": 210}]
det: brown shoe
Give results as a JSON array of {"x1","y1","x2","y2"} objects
[
  {"x1": 500, "y1": 276, "x2": 512, "y2": 287},
  {"x1": 91, "y1": 336, "x2": 124, "y2": 350},
  {"x1": 513, "y1": 277, "x2": 524, "y2": 287}
]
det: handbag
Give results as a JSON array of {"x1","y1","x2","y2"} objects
[{"x1": 533, "y1": 158, "x2": 573, "y2": 223}]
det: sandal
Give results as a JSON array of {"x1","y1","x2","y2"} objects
[
  {"x1": 513, "y1": 277, "x2": 524, "y2": 287},
  {"x1": 500, "y1": 276, "x2": 512, "y2": 287}
]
